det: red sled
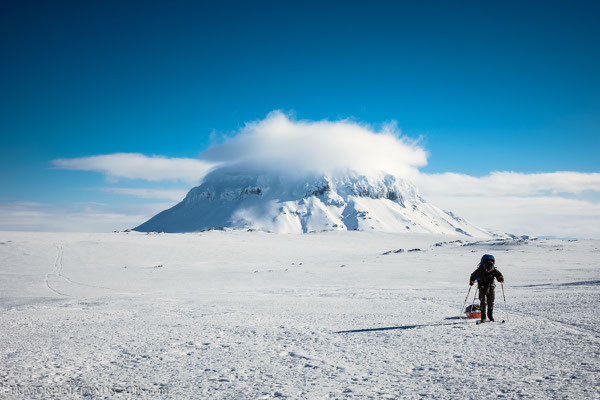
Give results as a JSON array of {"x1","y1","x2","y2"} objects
[{"x1": 464, "y1": 304, "x2": 481, "y2": 319}]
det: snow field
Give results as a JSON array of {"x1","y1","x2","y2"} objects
[{"x1": 0, "y1": 231, "x2": 598, "y2": 399}]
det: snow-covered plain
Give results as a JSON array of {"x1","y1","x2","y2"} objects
[{"x1": 1, "y1": 230, "x2": 599, "y2": 399}]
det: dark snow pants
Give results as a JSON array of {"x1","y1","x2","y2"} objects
[{"x1": 478, "y1": 285, "x2": 495, "y2": 319}]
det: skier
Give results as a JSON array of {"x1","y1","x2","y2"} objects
[{"x1": 470, "y1": 254, "x2": 504, "y2": 322}]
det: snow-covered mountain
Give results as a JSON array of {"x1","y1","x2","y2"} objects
[{"x1": 134, "y1": 167, "x2": 495, "y2": 237}]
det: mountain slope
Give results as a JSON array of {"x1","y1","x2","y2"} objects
[{"x1": 134, "y1": 167, "x2": 495, "y2": 237}]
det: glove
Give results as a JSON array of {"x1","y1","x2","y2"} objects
[
  {"x1": 497, "y1": 276, "x2": 504, "y2": 283},
  {"x1": 469, "y1": 281, "x2": 474, "y2": 286}
]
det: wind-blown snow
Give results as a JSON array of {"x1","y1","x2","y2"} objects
[{"x1": 1, "y1": 231, "x2": 598, "y2": 399}]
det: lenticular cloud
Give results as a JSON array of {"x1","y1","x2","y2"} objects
[{"x1": 200, "y1": 111, "x2": 427, "y2": 178}]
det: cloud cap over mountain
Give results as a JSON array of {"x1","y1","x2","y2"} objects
[{"x1": 201, "y1": 111, "x2": 427, "y2": 179}]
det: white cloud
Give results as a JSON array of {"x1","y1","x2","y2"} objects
[
  {"x1": 416, "y1": 171, "x2": 600, "y2": 238},
  {"x1": 87, "y1": 187, "x2": 188, "y2": 201},
  {"x1": 200, "y1": 111, "x2": 427, "y2": 178},
  {"x1": 415, "y1": 171, "x2": 600, "y2": 197},
  {"x1": 0, "y1": 201, "x2": 172, "y2": 232},
  {"x1": 51, "y1": 113, "x2": 426, "y2": 182},
  {"x1": 425, "y1": 195, "x2": 600, "y2": 238},
  {"x1": 52, "y1": 153, "x2": 217, "y2": 184}
]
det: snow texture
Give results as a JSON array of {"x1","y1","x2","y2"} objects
[
  {"x1": 1, "y1": 231, "x2": 599, "y2": 399},
  {"x1": 135, "y1": 168, "x2": 495, "y2": 238}
]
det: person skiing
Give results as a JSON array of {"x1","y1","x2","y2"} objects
[{"x1": 470, "y1": 254, "x2": 504, "y2": 322}]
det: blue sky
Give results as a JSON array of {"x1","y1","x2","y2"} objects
[{"x1": 1, "y1": 1, "x2": 599, "y2": 236}]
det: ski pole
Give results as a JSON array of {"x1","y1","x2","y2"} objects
[
  {"x1": 459, "y1": 285, "x2": 472, "y2": 320},
  {"x1": 501, "y1": 282, "x2": 509, "y2": 323}
]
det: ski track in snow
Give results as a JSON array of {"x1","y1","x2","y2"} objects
[
  {"x1": 44, "y1": 244, "x2": 70, "y2": 297},
  {"x1": 510, "y1": 308, "x2": 600, "y2": 340},
  {"x1": 1, "y1": 231, "x2": 599, "y2": 399},
  {"x1": 44, "y1": 244, "x2": 116, "y2": 298}
]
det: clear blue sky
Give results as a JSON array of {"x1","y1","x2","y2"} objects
[{"x1": 1, "y1": 0, "x2": 599, "y2": 231}]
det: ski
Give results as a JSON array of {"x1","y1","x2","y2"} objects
[{"x1": 476, "y1": 320, "x2": 505, "y2": 325}]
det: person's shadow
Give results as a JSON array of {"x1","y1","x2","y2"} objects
[{"x1": 334, "y1": 317, "x2": 464, "y2": 334}]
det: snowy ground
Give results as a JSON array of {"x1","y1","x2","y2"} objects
[{"x1": 0, "y1": 230, "x2": 599, "y2": 399}]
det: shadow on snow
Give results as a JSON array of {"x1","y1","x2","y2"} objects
[
  {"x1": 517, "y1": 280, "x2": 600, "y2": 288},
  {"x1": 335, "y1": 319, "x2": 465, "y2": 334}
]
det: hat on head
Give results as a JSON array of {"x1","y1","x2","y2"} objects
[{"x1": 481, "y1": 254, "x2": 495, "y2": 264}]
